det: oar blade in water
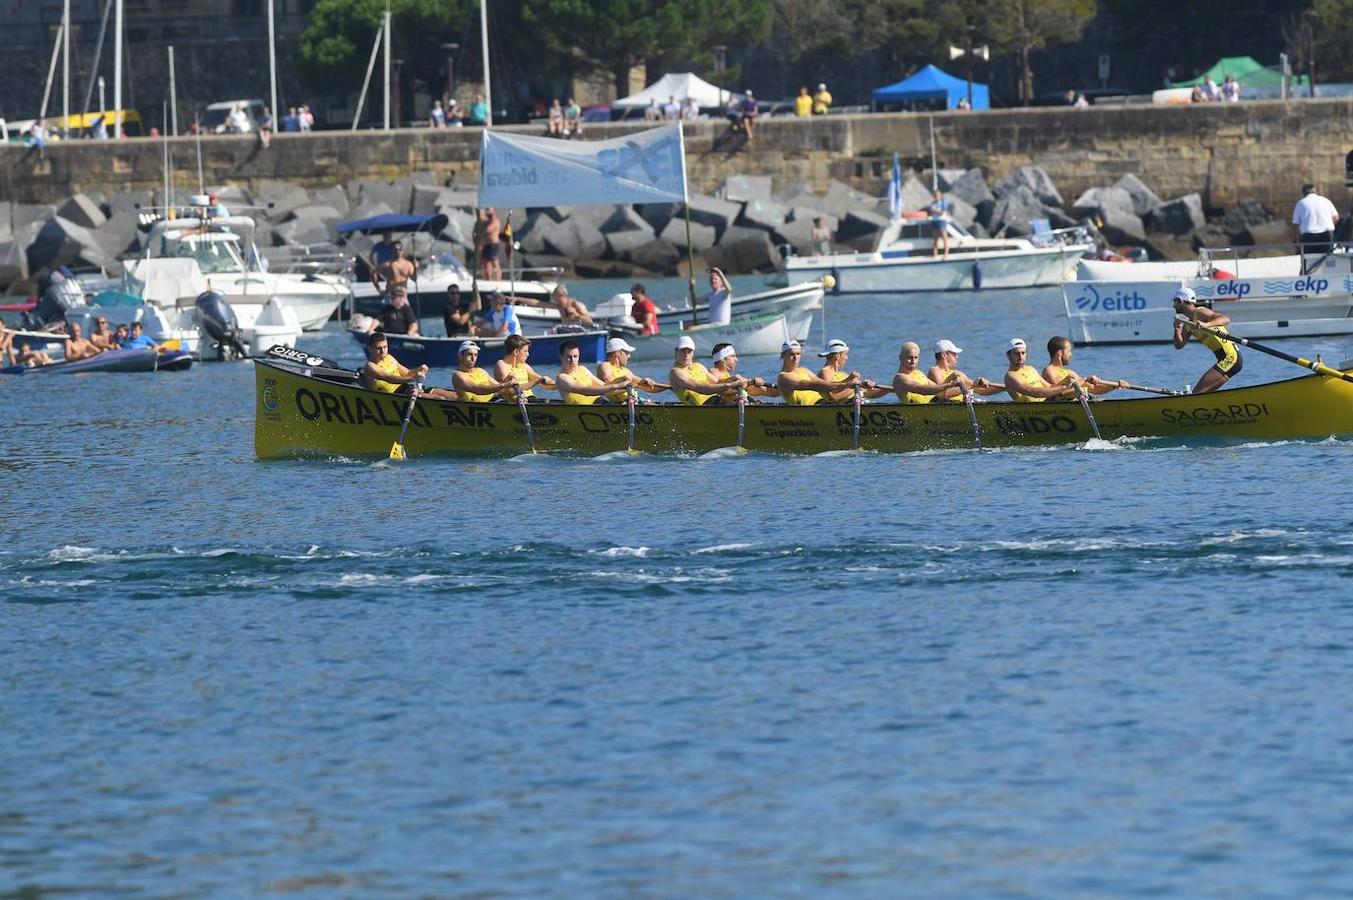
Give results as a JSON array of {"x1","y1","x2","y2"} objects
[{"x1": 698, "y1": 445, "x2": 749, "y2": 460}]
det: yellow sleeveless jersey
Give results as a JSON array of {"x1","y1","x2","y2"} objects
[
  {"x1": 676, "y1": 361, "x2": 716, "y2": 406},
  {"x1": 562, "y1": 366, "x2": 603, "y2": 405},
  {"x1": 603, "y1": 363, "x2": 636, "y2": 403},
  {"x1": 503, "y1": 361, "x2": 534, "y2": 398},
  {"x1": 368, "y1": 353, "x2": 404, "y2": 393},
  {"x1": 458, "y1": 367, "x2": 498, "y2": 403},
  {"x1": 895, "y1": 368, "x2": 934, "y2": 404},
  {"x1": 1009, "y1": 365, "x2": 1048, "y2": 403},
  {"x1": 783, "y1": 366, "x2": 822, "y2": 405}
]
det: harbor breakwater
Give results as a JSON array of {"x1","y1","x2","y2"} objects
[{"x1": 1, "y1": 100, "x2": 1350, "y2": 290}]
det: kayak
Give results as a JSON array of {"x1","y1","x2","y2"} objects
[
  {"x1": 2, "y1": 347, "x2": 194, "y2": 375},
  {"x1": 254, "y1": 354, "x2": 1353, "y2": 459}
]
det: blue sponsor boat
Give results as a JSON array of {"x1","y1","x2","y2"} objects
[
  {"x1": 348, "y1": 329, "x2": 607, "y2": 369},
  {"x1": 1, "y1": 347, "x2": 194, "y2": 375}
]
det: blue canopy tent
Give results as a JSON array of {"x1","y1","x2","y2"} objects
[
  {"x1": 872, "y1": 65, "x2": 989, "y2": 111},
  {"x1": 336, "y1": 213, "x2": 449, "y2": 235}
]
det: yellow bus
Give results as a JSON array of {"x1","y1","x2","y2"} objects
[{"x1": 3, "y1": 109, "x2": 144, "y2": 141}]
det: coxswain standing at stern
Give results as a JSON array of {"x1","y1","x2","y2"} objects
[{"x1": 1172, "y1": 287, "x2": 1241, "y2": 394}]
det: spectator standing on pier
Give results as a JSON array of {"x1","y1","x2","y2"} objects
[
  {"x1": 548, "y1": 99, "x2": 564, "y2": 135},
  {"x1": 812, "y1": 82, "x2": 832, "y2": 115},
  {"x1": 794, "y1": 86, "x2": 812, "y2": 117},
  {"x1": 644, "y1": 99, "x2": 661, "y2": 122},
  {"x1": 1222, "y1": 74, "x2": 1241, "y2": 102},
  {"x1": 741, "y1": 90, "x2": 759, "y2": 139},
  {"x1": 683, "y1": 97, "x2": 700, "y2": 120},
  {"x1": 663, "y1": 96, "x2": 681, "y2": 121},
  {"x1": 1292, "y1": 183, "x2": 1340, "y2": 255},
  {"x1": 469, "y1": 94, "x2": 488, "y2": 126},
  {"x1": 430, "y1": 100, "x2": 446, "y2": 127},
  {"x1": 564, "y1": 98, "x2": 582, "y2": 136}
]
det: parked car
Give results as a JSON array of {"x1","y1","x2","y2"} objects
[{"x1": 200, "y1": 99, "x2": 266, "y2": 134}]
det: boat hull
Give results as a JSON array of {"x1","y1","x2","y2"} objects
[
  {"x1": 3, "y1": 347, "x2": 193, "y2": 375},
  {"x1": 352, "y1": 329, "x2": 608, "y2": 368},
  {"x1": 786, "y1": 245, "x2": 1089, "y2": 293},
  {"x1": 255, "y1": 358, "x2": 1353, "y2": 459},
  {"x1": 624, "y1": 312, "x2": 793, "y2": 362}
]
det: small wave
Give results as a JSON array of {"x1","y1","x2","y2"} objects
[
  {"x1": 337, "y1": 573, "x2": 392, "y2": 584},
  {"x1": 48, "y1": 545, "x2": 99, "y2": 561},
  {"x1": 693, "y1": 542, "x2": 757, "y2": 554},
  {"x1": 593, "y1": 546, "x2": 650, "y2": 558}
]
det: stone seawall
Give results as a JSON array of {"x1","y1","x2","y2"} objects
[{"x1": 3, "y1": 101, "x2": 1351, "y2": 213}]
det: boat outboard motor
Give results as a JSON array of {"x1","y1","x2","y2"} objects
[
  {"x1": 34, "y1": 268, "x2": 85, "y2": 325},
  {"x1": 195, "y1": 290, "x2": 248, "y2": 360}
]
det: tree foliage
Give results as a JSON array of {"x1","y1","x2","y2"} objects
[
  {"x1": 987, "y1": 0, "x2": 1097, "y2": 103},
  {"x1": 1310, "y1": 0, "x2": 1353, "y2": 81},
  {"x1": 298, "y1": 0, "x2": 474, "y2": 94},
  {"x1": 521, "y1": 0, "x2": 772, "y2": 96}
]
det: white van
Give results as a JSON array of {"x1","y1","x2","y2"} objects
[{"x1": 201, "y1": 99, "x2": 266, "y2": 134}]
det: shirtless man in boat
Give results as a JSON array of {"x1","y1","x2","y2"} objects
[
  {"x1": 12, "y1": 340, "x2": 53, "y2": 367},
  {"x1": 63, "y1": 321, "x2": 104, "y2": 362},
  {"x1": 817, "y1": 339, "x2": 890, "y2": 401},
  {"x1": 1042, "y1": 336, "x2": 1124, "y2": 396},
  {"x1": 927, "y1": 339, "x2": 1002, "y2": 399},
  {"x1": 557, "y1": 339, "x2": 633, "y2": 404},
  {"x1": 669, "y1": 335, "x2": 744, "y2": 405},
  {"x1": 1002, "y1": 337, "x2": 1084, "y2": 402},
  {"x1": 0, "y1": 320, "x2": 15, "y2": 364},
  {"x1": 777, "y1": 339, "x2": 860, "y2": 405},
  {"x1": 88, "y1": 316, "x2": 119, "y2": 351},
  {"x1": 371, "y1": 240, "x2": 418, "y2": 301}
]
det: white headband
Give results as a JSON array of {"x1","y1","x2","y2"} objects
[{"x1": 713, "y1": 346, "x2": 736, "y2": 363}]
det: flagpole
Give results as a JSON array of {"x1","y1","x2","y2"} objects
[{"x1": 678, "y1": 121, "x2": 697, "y2": 321}]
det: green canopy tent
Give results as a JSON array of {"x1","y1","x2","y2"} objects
[{"x1": 1169, "y1": 56, "x2": 1308, "y2": 90}]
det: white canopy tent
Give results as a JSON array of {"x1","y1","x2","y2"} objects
[{"x1": 612, "y1": 72, "x2": 741, "y2": 109}]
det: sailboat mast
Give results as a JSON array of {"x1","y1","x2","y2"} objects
[{"x1": 480, "y1": 0, "x2": 492, "y2": 126}]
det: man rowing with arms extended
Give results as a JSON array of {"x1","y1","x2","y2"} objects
[
  {"x1": 493, "y1": 334, "x2": 554, "y2": 399},
  {"x1": 669, "y1": 335, "x2": 745, "y2": 404},
  {"x1": 557, "y1": 339, "x2": 634, "y2": 404},
  {"x1": 709, "y1": 343, "x2": 778, "y2": 399},
  {"x1": 1002, "y1": 337, "x2": 1086, "y2": 401},
  {"x1": 1041, "y1": 336, "x2": 1124, "y2": 396},
  {"x1": 817, "y1": 339, "x2": 891, "y2": 401},
  {"x1": 777, "y1": 339, "x2": 862, "y2": 405},
  {"x1": 360, "y1": 331, "x2": 457, "y2": 399},
  {"x1": 598, "y1": 337, "x2": 667, "y2": 401},
  {"x1": 927, "y1": 339, "x2": 1002, "y2": 399},
  {"x1": 893, "y1": 342, "x2": 966, "y2": 402}
]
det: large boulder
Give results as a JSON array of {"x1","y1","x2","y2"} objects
[
  {"x1": 92, "y1": 212, "x2": 140, "y2": 258},
  {"x1": 993, "y1": 165, "x2": 1063, "y2": 209},
  {"x1": 629, "y1": 238, "x2": 681, "y2": 272},
  {"x1": 435, "y1": 186, "x2": 479, "y2": 210},
  {"x1": 1113, "y1": 174, "x2": 1162, "y2": 218},
  {"x1": 786, "y1": 206, "x2": 837, "y2": 231},
  {"x1": 0, "y1": 235, "x2": 28, "y2": 285},
  {"x1": 820, "y1": 179, "x2": 876, "y2": 219},
  {"x1": 899, "y1": 175, "x2": 933, "y2": 215},
  {"x1": 352, "y1": 180, "x2": 412, "y2": 215},
  {"x1": 273, "y1": 216, "x2": 331, "y2": 248},
  {"x1": 1221, "y1": 199, "x2": 1273, "y2": 237},
  {"x1": 939, "y1": 168, "x2": 995, "y2": 227},
  {"x1": 836, "y1": 208, "x2": 889, "y2": 250},
  {"x1": 1150, "y1": 193, "x2": 1206, "y2": 235},
  {"x1": 57, "y1": 194, "x2": 107, "y2": 230},
  {"x1": 773, "y1": 179, "x2": 818, "y2": 206},
  {"x1": 1072, "y1": 187, "x2": 1145, "y2": 244},
  {"x1": 719, "y1": 174, "x2": 772, "y2": 204},
  {"x1": 604, "y1": 229, "x2": 656, "y2": 260},
  {"x1": 1238, "y1": 220, "x2": 1291, "y2": 248},
  {"x1": 410, "y1": 183, "x2": 443, "y2": 216},
  {"x1": 705, "y1": 225, "x2": 778, "y2": 273},
  {"x1": 772, "y1": 217, "x2": 819, "y2": 254},
  {"x1": 105, "y1": 191, "x2": 153, "y2": 220},
  {"x1": 27, "y1": 217, "x2": 106, "y2": 271},
  {"x1": 543, "y1": 216, "x2": 607, "y2": 261},
  {"x1": 659, "y1": 217, "x2": 717, "y2": 252},
  {"x1": 311, "y1": 185, "x2": 350, "y2": 216},
  {"x1": 943, "y1": 194, "x2": 979, "y2": 231},
  {"x1": 990, "y1": 184, "x2": 1052, "y2": 237},
  {"x1": 11, "y1": 204, "x2": 55, "y2": 232},
  {"x1": 256, "y1": 181, "x2": 311, "y2": 222},
  {"x1": 436, "y1": 207, "x2": 477, "y2": 247},
  {"x1": 346, "y1": 200, "x2": 395, "y2": 223},
  {"x1": 600, "y1": 206, "x2": 652, "y2": 234},
  {"x1": 685, "y1": 194, "x2": 742, "y2": 236},
  {"x1": 637, "y1": 202, "x2": 678, "y2": 234},
  {"x1": 737, "y1": 199, "x2": 788, "y2": 232}
]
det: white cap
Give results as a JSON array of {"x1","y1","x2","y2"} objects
[
  {"x1": 781, "y1": 339, "x2": 802, "y2": 354},
  {"x1": 1173, "y1": 286, "x2": 1196, "y2": 303},
  {"x1": 712, "y1": 345, "x2": 736, "y2": 362},
  {"x1": 818, "y1": 83, "x2": 827, "y2": 90},
  {"x1": 458, "y1": 340, "x2": 479, "y2": 355},
  {"x1": 1007, "y1": 338, "x2": 1027, "y2": 352},
  {"x1": 933, "y1": 339, "x2": 963, "y2": 355},
  {"x1": 818, "y1": 338, "x2": 849, "y2": 357},
  {"x1": 606, "y1": 337, "x2": 636, "y2": 354},
  {"x1": 675, "y1": 335, "x2": 696, "y2": 351}
]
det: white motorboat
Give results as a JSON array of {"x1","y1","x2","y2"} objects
[
  {"x1": 127, "y1": 216, "x2": 349, "y2": 330},
  {"x1": 620, "y1": 311, "x2": 796, "y2": 362},
  {"x1": 782, "y1": 219, "x2": 1094, "y2": 294},
  {"x1": 349, "y1": 254, "x2": 559, "y2": 317},
  {"x1": 587, "y1": 280, "x2": 823, "y2": 338},
  {"x1": 1064, "y1": 244, "x2": 1353, "y2": 345},
  {"x1": 67, "y1": 288, "x2": 300, "y2": 359}
]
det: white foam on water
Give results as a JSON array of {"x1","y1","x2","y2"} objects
[
  {"x1": 48, "y1": 545, "x2": 99, "y2": 561},
  {"x1": 693, "y1": 542, "x2": 757, "y2": 554},
  {"x1": 337, "y1": 573, "x2": 391, "y2": 585},
  {"x1": 593, "y1": 546, "x2": 651, "y2": 558}
]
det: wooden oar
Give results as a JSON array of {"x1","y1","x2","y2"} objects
[
  {"x1": 1121, "y1": 382, "x2": 1186, "y2": 396},
  {"x1": 389, "y1": 383, "x2": 423, "y2": 461},
  {"x1": 1180, "y1": 316, "x2": 1353, "y2": 385},
  {"x1": 736, "y1": 385, "x2": 748, "y2": 452},
  {"x1": 851, "y1": 383, "x2": 863, "y2": 450},
  {"x1": 959, "y1": 383, "x2": 982, "y2": 450},
  {"x1": 514, "y1": 384, "x2": 536, "y2": 454},
  {"x1": 1075, "y1": 382, "x2": 1102, "y2": 440},
  {"x1": 625, "y1": 385, "x2": 640, "y2": 456}
]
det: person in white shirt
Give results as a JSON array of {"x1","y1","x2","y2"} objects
[
  {"x1": 663, "y1": 96, "x2": 680, "y2": 121},
  {"x1": 1292, "y1": 183, "x2": 1341, "y2": 255},
  {"x1": 1221, "y1": 74, "x2": 1241, "y2": 102},
  {"x1": 1202, "y1": 76, "x2": 1220, "y2": 101}
]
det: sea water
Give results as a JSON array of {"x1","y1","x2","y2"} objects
[{"x1": 5, "y1": 280, "x2": 1353, "y2": 895}]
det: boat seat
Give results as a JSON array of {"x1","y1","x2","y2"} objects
[{"x1": 1030, "y1": 218, "x2": 1052, "y2": 247}]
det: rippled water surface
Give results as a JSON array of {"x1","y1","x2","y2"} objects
[{"x1": 5, "y1": 282, "x2": 1353, "y2": 895}]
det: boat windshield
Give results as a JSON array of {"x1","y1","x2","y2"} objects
[{"x1": 162, "y1": 234, "x2": 246, "y2": 275}]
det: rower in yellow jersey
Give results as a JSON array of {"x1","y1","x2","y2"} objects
[
  {"x1": 598, "y1": 337, "x2": 666, "y2": 401},
  {"x1": 359, "y1": 331, "x2": 458, "y2": 399},
  {"x1": 669, "y1": 335, "x2": 743, "y2": 405},
  {"x1": 556, "y1": 338, "x2": 633, "y2": 404},
  {"x1": 1001, "y1": 337, "x2": 1082, "y2": 402},
  {"x1": 927, "y1": 338, "x2": 1003, "y2": 400},
  {"x1": 818, "y1": 338, "x2": 890, "y2": 401},
  {"x1": 492, "y1": 334, "x2": 555, "y2": 399},
  {"x1": 1041, "y1": 335, "x2": 1124, "y2": 396},
  {"x1": 1172, "y1": 286, "x2": 1242, "y2": 394},
  {"x1": 451, "y1": 341, "x2": 517, "y2": 401},
  {"x1": 892, "y1": 341, "x2": 962, "y2": 403},
  {"x1": 776, "y1": 339, "x2": 860, "y2": 405},
  {"x1": 710, "y1": 343, "x2": 778, "y2": 398}
]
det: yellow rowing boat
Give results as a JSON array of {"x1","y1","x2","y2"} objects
[{"x1": 254, "y1": 357, "x2": 1353, "y2": 459}]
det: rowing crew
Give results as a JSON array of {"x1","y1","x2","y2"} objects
[{"x1": 358, "y1": 331, "x2": 1129, "y2": 405}]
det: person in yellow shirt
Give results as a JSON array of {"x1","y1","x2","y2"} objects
[
  {"x1": 812, "y1": 82, "x2": 832, "y2": 115},
  {"x1": 1172, "y1": 287, "x2": 1242, "y2": 394},
  {"x1": 1042, "y1": 336, "x2": 1124, "y2": 396},
  {"x1": 668, "y1": 335, "x2": 743, "y2": 405},
  {"x1": 1001, "y1": 337, "x2": 1081, "y2": 402},
  {"x1": 817, "y1": 338, "x2": 889, "y2": 401},
  {"x1": 793, "y1": 86, "x2": 813, "y2": 117},
  {"x1": 777, "y1": 339, "x2": 859, "y2": 405},
  {"x1": 450, "y1": 341, "x2": 517, "y2": 402},
  {"x1": 710, "y1": 343, "x2": 778, "y2": 398},
  {"x1": 598, "y1": 337, "x2": 666, "y2": 402},
  {"x1": 926, "y1": 338, "x2": 1003, "y2": 400},
  {"x1": 359, "y1": 332, "x2": 431, "y2": 395},
  {"x1": 493, "y1": 334, "x2": 555, "y2": 399},
  {"x1": 557, "y1": 339, "x2": 633, "y2": 404},
  {"x1": 893, "y1": 341, "x2": 962, "y2": 403}
]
